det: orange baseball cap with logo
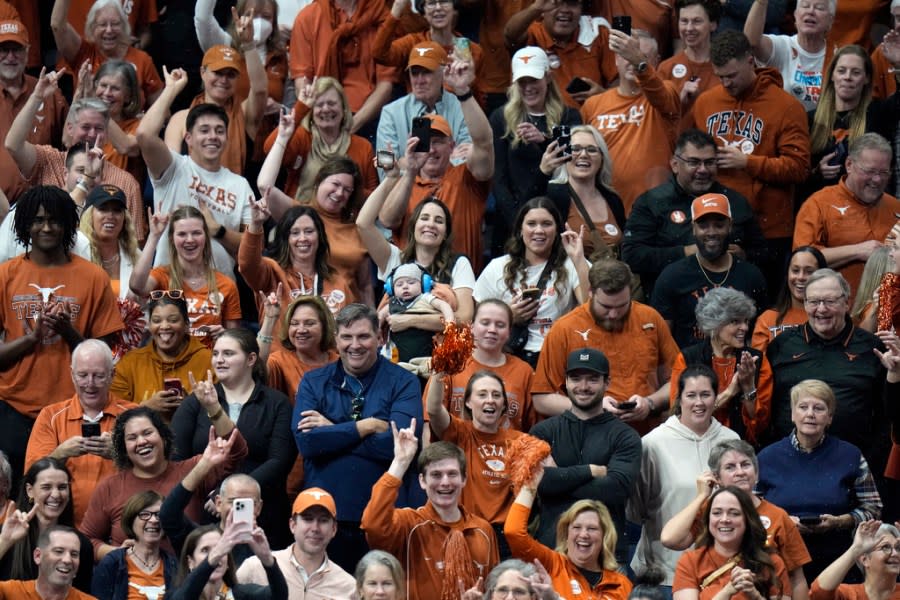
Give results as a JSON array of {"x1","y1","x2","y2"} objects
[
  {"x1": 292, "y1": 487, "x2": 337, "y2": 518},
  {"x1": 407, "y1": 41, "x2": 448, "y2": 72},
  {"x1": 691, "y1": 193, "x2": 732, "y2": 220},
  {"x1": 0, "y1": 20, "x2": 29, "y2": 47},
  {"x1": 203, "y1": 45, "x2": 243, "y2": 73}
]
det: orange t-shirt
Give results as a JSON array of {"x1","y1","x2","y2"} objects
[
  {"x1": 794, "y1": 178, "x2": 900, "y2": 299},
  {"x1": 0, "y1": 579, "x2": 96, "y2": 599},
  {"x1": 422, "y1": 354, "x2": 536, "y2": 432},
  {"x1": 0, "y1": 256, "x2": 124, "y2": 418},
  {"x1": 658, "y1": 51, "x2": 719, "y2": 134},
  {"x1": 590, "y1": 0, "x2": 675, "y2": 56},
  {"x1": 525, "y1": 22, "x2": 618, "y2": 108},
  {"x1": 317, "y1": 209, "x2": 370, "y2": 305},
  {"x1": 674, "y1": 546, "x2": 790, "y2": 600},
  {"x1": 25, "y1": 394, "x2": 138, "y2": 525},
  {"x1": 267, "y1": 346, "x2": 338, "y2": 402},
  {"x1": 125, "y1": 551, "x2": 166, "y2": 600},
  {"x1": 533, "y1": 301, "x2": 678, "y2": 434},
  {"x1": 827, "y1": 0, "x2": 889, "y2": 52},
  {"x1": 581, "y1": 65, "x2": 681, "y2": 214},
  {"x1": 149, "y1": 267, "x2": 243, "y2": 341},
  {"x1": 103, "y1": 116, "x2": 145, "y2": 188},
  {"x1": 810, "y1": 582, "x2": 900, "y2": 600},
  {"x1": 505, "y1": 502, "x2": 633, "y2": 600},
  {"x1": 477, "y1": 0, "x2": 530, "y2": 94},
  {"x1": 441, "y1": 416, "x2": 523, "y2": 524},
  {"x1": 401, "y1": 164, "x2": 489, "y2": 273},
  {"x1": 289, "y1": 0, "x2": 400, "y2": 112},
  {"x1": 751, "y1": 307, "x2": 807, "y2": 354},
  {"x1": 688, "y1": 499, "x2": 811, "y2": 573},
  {"x1": 68, "y1": 40, "x2": 162, "y2": 110}
]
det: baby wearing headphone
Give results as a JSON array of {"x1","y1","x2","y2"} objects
[{"x1": 378, "y1": 262, "x2": 456, "y2": 363}]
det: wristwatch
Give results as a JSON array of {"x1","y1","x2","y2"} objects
[
  {"x1": 214, "y1": 225, "x2": 227, "y2": 239},
  {"x1": 636, "y1": 61, "x2": 649, "y2": 74},
  {"x1": 743, "y1": 388, "x2": 758, "y2": 402}
]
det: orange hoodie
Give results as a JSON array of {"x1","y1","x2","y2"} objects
[{"x1": 692, "y1": 68, "x2": 811, "y2": 239}]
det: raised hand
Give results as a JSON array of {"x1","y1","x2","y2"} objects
[
  {"x1": 391, "y1": 418, "x2": 419, "y2": 466},
  {"x1": 249, "y1": 187, "x2": 272, "y2": 227},
  {"x1": 296, "y1": 77, "x2": 318, "y2": 108},
  {"x1": 0, "y1": 502, "x2": 38, "y2": 546},
  {"x1": 233, "y1": 7, "x2": 255, "y2": 50},
  {"x1": 258, "y1": 282, "x2": 283, "y2": 321},
  {"x1": 202, "y1": 425, "x2": 237, "y2": 467},
  {"x1": 34, "y1": 67, "x2": 66, "y2": 100},
  {"x1": 73, "y1": 61, "x2": 94, "y2": 103},
  {"x1": 850, "y1": 519, "x2": 883, "y2": 556},
  {"x1": 276, "y1": 109, "x2": 296, "y2": 140},
  {"x1": 560, "y1": 222, "x2": 585, "y2": 262},
  {"x1": 161, "y1": 66, "x2": 189, "y2": 95},
  {"x1": 188, "y1": 369, "x2": 220, "y2": 413}
]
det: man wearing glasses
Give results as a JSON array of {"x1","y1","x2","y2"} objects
[
  {"x1": 293, "y1": 303, "x2": 423, "y2": 573},
  {"x1": 794, "y1": 133, "x2": 900, "y2": 298},
  {"x1": 623, "y1": 128, "x2": 766, "y2": 297},
  {"x1": 766, "y1": 268, "x2": 889, "y2": 468},
  {"x1": 24, "y1": 339, "x2": 136, "y2": 524}
]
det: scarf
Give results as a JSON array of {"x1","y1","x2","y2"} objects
[{"x1": 317, "y1": 0, "x2": 386, "y2": 80}]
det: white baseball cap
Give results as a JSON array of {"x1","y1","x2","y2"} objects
[{"x1": 511, "y1": 47, "x2": 551, "y2": 82}]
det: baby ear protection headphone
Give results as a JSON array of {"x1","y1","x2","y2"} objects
[{"x1": 385, "y1": 263, "x2": 433, "y2": 296}]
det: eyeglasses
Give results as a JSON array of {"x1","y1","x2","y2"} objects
[
  {"x1": 73, "y1": 372, "x2": 111, "y2": 384},
  {"x1": 137, "y1": 511, "x2": 161, "y2": 521},
  {"x1": 492, "y1": 587, "x2": 531, "y2": 599},
  {"x1": 350, "y1": 393, "x2": 365, "y2": 421},
  {"x1": 674, "y1": 154, "x2": 717, "y2": 170},
  {"x1": 570, "y1": 144, "x2": 601, "y2": 156},
  {"x1": 0, "y1": 45, "x2": 25, "y2": 57},
  {"x1": 149, "y1": 289, "x2": 184, "y2": 300},
  {"x1": 854, "y1": 164, "x2": 891, "y2": 179},
  {"x1": 875, "y1": 543, "x2": 900, "y2": 555},
  {"x1": 803, "y1": 296, "x2": 845, "y2": 308}
]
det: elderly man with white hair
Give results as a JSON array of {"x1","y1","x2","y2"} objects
[
  {"x1": 24, "y1": 339, "x2": 137, "y2": 523},
  {"x1": 743, "y1": 0, "x2": 835, "y2": 110}
]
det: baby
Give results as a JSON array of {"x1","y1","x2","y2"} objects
[{"x1": 379, "y1": 263, "x2": 455, "y2": 363}]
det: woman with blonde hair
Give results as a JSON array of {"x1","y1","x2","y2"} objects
[
  {"x1": 489, "y1": 46, "x2": 581, "y2": 256},
  {"x1": 506, "y1": 465, "x2": 632, "y2": 600},
  {"x1": 79, "y1": 185, "x2": 139, "y2": 300},
  {"x1": 259, "y1": 77, "x2": 378, "y2": 200},
  {"x1": 851, "y1": 246, "x2": 890, "y2": 330},
  {"x1": 130, "y1": 206, "x2": 242, "y2": 343}
]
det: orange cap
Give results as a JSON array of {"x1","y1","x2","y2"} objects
[
  {"x1": 202, "y1": 45, "x2": 243, "y2": 73},
  {"x1": 0, "y1": 20, "x2": 28, "y2": 47},
  {"x1": 423, "y1": 113, "x2": 452, "y2": 138},
  {"x1": 691, "y1": 193, "x2": 732, "y2": 220},
  {"x1": 292, "y1": 487, "x2": 337, "y2": 518},
  {"x1": 407, "y1": 41, "x2": 448, "y2": 72}
]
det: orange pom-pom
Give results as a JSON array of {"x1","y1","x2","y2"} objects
[
  {"x1": 431, "y1": 321, "x2": 474, "y2": 375},
  {"x1": 507, "y1": 434, "x2": 551, "y2": 494}
]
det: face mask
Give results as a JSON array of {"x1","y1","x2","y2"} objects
[{"x1": 252, "y1": 16, "x2": 272, "y2": 45}]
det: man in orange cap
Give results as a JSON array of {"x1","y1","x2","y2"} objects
[
  {"x1": 379, "y1": 52, "x2": 494, "y2": 270},
  {"x1": 0, "y1": 19, "x2": 68, "y2": 203},
  {"x1": 237, "y1": 487, "x2": 357, "y2": 599},
  {"x1": 376, "y1": 40, "x2": 472, "y2": 178},
  {"x1": 652, "y1": 192, "x2": 768, "y2": 347}
]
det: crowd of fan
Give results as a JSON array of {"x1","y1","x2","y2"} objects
[{"x1": 0, "y1": 0, "x2": 899, "y2": 598}]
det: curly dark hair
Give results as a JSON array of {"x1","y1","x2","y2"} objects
[
  {"x1": 503, "y1": 197, "x2": 569, "y2": 299},
  {"x1": 696, "y1": 486, "x2": 782, "y2": 598},
  {"x1": 112, "y1": 407, "x2": 176, "y2": 470},
  {"x1": 14, "y1": 185, "x2": 80, "y2": 256},
  {"x1": 269, "y1": 205, "x2": 334, "y2": 283}
]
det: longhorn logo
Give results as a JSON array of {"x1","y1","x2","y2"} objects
[{"x1": 28, "y1": 284, "x2": 65, "y2": 303}]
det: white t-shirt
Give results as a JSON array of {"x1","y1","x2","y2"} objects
[
  {"x1": 473, "y1": 255, "x2": 580, "y2": 353},
  {"x1": 764, "y1": 33, "x2": 825, "y2": 111},
  {"x1": 378, "y1": 244, "x2": 476, "y2": 291},
  {"x1": 151, "y1": 151, "x2": 253, "y2": 275}
]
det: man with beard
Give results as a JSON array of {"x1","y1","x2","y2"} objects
[
  {"x1": 533, "y1": 258, "x2": 678, "y2": 435},
  {"x1": 622, "y1": 128, "x2": 766, "y2": 297},
  {"x1": 652, "y1": 193, "x2": 767, "y2": 348},
  {"x1": 529, "y1": 349, "x2": 641, "y2": 563}
]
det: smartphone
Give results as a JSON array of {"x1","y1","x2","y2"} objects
[
  {"x1": 411, "y1": 116, "x2": 432, "y2": 153},
  {"x1": 163, "y1": 378, "x2": 184, "y2": 397},
  {"x1": 552, "y1": 125, "x2": 571, "y2": 158},
  {"x1": 617, "y1": 400, "x2": 638, "y2": 411},
  {"x1": 827, "y1": 139, "x2": 848, "y2": 167},
  {"x1": 565, "y1": 77, "x2": 592, "y2": 94},
  {"x1": 612, "y1": 15, "x2": 632, "y2": 36},
  {"x1": 81, "y1": 422, "x2": 101, "y2": 438},
  {"x1": 453, "y1": 37, "x2": 472, "y2": 62},
  {"x1": 232, "y1": 498, "x2": 254, "y2": 525},
  {"x1": 521, "y1": 287, "x2": 542, "y2": 302},
  {"x1": 798, "y1": 515, "x2": 822, "y2": 526},
  {"x1": 376, "y1": 149, "x2": 396, "y2": 170}
]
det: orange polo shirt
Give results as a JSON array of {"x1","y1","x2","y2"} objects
[
  {"x1": 24, "y1": 394, "x2": 138, "y2": 525},
  {"x1": 794, "y1": 178, "x2": 900, "y2": 299},
  {"x1": 477, "y1": 0, "x2": 530, "y2": 94},
  {"x1": 525, "y1": 22, "x2": 618, "y2": 108}
]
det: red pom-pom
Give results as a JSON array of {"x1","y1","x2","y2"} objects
[
  {"x1": 111, "y1": 298, "x2": 146, "y2": 362},
  {"x1": 507, "y1": 434, "x2": 551, "y2": 494},
  {"x1": 431, "y1": 321, "x2": 474, "y2": 375}
]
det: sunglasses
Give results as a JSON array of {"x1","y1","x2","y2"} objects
[{"x1": 149, "y1": 289, "x2": 184, "y2": 300}]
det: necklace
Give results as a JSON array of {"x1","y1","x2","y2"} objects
[
  {"x1": 129, "y1": 547, "x2": 159, "y2": 571},
  {"x1": 696, "y1": 254, "x2": 732, "y2": 288},
  {"x1": 101, "y1": 253, "x2": 120, "y2": 267}
]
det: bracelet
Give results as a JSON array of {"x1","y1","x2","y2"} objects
[
  {"x1": 455, "y1": 89, "x2": 473, "y2": 102},
  {"x1": 257, "y1": 333, "x2": 273, "y2": 344},
  {"x1": 214, "y1": 225, "x2": 227, "y2": 239},
  {"x1": 207, "y1": 407, "x2": 225, "y2": 420}
]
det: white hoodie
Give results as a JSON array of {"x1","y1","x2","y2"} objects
[{"x1": 628, "y1": 415, "x2": 739, "y2": 585}]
